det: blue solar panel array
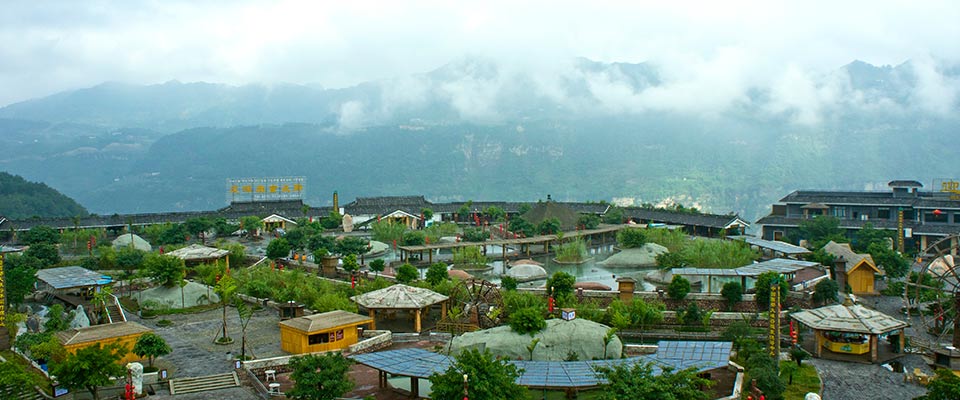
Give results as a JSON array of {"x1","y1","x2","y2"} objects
[{"x1": 350, "y1": 341, "x2": 732, "y2": 389}]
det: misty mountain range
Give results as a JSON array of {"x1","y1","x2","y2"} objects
[{"x1": 0, "y1": 57, "x2": 957, "y2": 223}]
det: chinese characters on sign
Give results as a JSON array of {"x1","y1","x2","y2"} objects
[
  {"x1": 227, "y1": 177, "x2": 305, "y2": 203},
  {"x1": 768, "y1": 282, "x2": 780, "y2": 358},
  {"x1": 0, "y1": 254, "x2": 6, "y2": 327}
]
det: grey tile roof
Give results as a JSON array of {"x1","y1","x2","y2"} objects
[
  {"x1": 673, "y1": 258, "x2": 821, "y2": 277},
  {"x1": 36, "y1": 266, "x2": 109, "y2": 289},
  {"x1": 57, "y1": 321, "x2": 152, "y2": 345},
  {"x1": 350, "y1": 284, "x2": 449, "y2": 309},
  {"x1": 729, "y1": 235, "x2": 811, "y2": 255},
  {"x1": 279, "y1": 310, "x2": 373, "y2": 333},
  {"x1": 791, "y1": 304, "x2": 908, "y2": 334},
  {"x1": 622, "y1": 207, "x2": 747, "y2": 230}
]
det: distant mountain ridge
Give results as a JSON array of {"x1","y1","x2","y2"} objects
[
  {"x1": 0, "y1": 57, "x2": 956, "y2": 222},
  {"x1": 0, "y1": 172, "x2": 88, "y2": 219}
]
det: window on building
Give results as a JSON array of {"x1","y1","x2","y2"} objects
[
  {"x1": 772, "y1": 204, "x2": 786, "y2": 216},
  {"x1": 773, "y1": 231, "x2": 784, "y2": 241},
  {"x1": 878, "y1": 208, "x2": 890, "y2": 219},
  {"x1": 925, "y1": 212, "x2": 948, "y2": 223},
  {"x1": 308, "y1": 332, "x2": 330, "y2": 345},
  {"x1": 955, "y1": 214, "x2": 960, "y2": 224},
  {"x1": 832, "y1": 207, "x2": 847, "y2": 218}
]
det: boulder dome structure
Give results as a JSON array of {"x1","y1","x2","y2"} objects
[{"x1": 449, "y1": 318, "x2": 621, "y2": 361}]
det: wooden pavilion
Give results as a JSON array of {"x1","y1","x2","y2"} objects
[
  {"x1": 822, "y1": 241, "x2": 882, "y2": 294},
  {"x1": 350, "y1": 284, "x2": 449, "y2": 332},
  {"x1": 791, "y1": 304, "x2": 908, "y2": 363},
  {"x1": 166, "y1": 244, "x2": 230, "y2": 267},
  {"x1": 278, "y1": 310, "x2": 373, "y2": 354}
]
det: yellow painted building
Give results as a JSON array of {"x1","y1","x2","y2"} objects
[
  {"x1": 56, "y1": 321, "x2": 153, "y2": 364},
  {"x1": 823, "y1": 241, "x2": 882, "y2": 294},
  {"x1": 279, "y1": 310, "x2": 373, "y2": 354}
]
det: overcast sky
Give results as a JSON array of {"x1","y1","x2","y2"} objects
[{"x1": 1, "y1": 0, "x2": 958, "y2": 107}]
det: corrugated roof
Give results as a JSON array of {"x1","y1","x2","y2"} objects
[
  {"x1": 279, "y1": 310, "x2": 373, "y2": 333},
  {"x1": 56, "y1": 321, "x2": 152, "y2": 345},
  {"x1": 730, "y1": 236, "x2": 811, "y2": 255},
  {"x1": 166, "y1": 244, "x2": 230, "y2": 261},
  {"x1": 791, "y1": 304, "x2": 908, "y2": 334},
  {"x1": 673, "y1": 258, "x2": 821, "y2": 277},
  {"x1": 351, "y1": 284, "x2": 448, "y2": 309},
  {"x1": 36, "y1": 266, "x2": 107, "y2": 289},
  {"x1": 350, "y1": 341, "x2": 731, "y2": 389}
]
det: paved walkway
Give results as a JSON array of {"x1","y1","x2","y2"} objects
[{"x1": 811, "y1": 355, "x2": 929, "y2": 400}]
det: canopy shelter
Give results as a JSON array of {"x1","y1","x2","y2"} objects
[
  {"x1": 262, "y1": 214, "x2": 297, "y2": 232},
  {"x1": 350, "y1": 284, "x2": 448, "y2": 332},
  {"x1": 351, "y1": 341, "x2": 731, "y2": 397},
  {"x1": 728, "y1": 235, "x2": 811, "y2": 259},
  {"x1": 112, "y1": 233, "x2": 152, "y2": 252},
  {"x1": 36, "y1": 266, "x2": 111, "y2": 294},
  {"x1": 166, "y1": 244, "x2": 230, "y2": 266},
  {"x1": 279, "y1": 310, "x2": 373, "y2": 354},
  {"x1": 791, "y1": 304, "x2": 908, "y2": 363},
  {"x1": 56, "y1": 321, "x2": 152, "y2": 364}
]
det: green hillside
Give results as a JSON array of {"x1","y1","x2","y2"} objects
[{"x1": 0, "y1": 172, "x2": 88, "y2": 219}]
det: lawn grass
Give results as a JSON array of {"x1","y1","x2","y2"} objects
[
  {"x1": 0, "y1": 350, "x2": 52, "y2": 396},
  {"x1": 780, "y1": 360, "x2": 820, "y2": 400}
]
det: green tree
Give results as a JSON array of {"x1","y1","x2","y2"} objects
[
  {"x1": 132, "y1": 332, "x2": 171, "y2": 368},
  {"x1": 21, "y1": 225, "x2": 60, "y2": 245},
  {"x1": 2, "y1": 254, "x2": 40, "y2": 306},
  {"x1": 334, "y1": 236, "x2": 369, "y2": 256},
  {"x1": 755, "y1": 271, "x2": 789, "y2": 310},
  {"x1": 97, "y1": 245, "x2": 117, "y2": 270},
  {"x1": 617, "y1": 228, "x2": 647, "y2": 248},
  {"x1": 508, "y1": 217, "x2": 536, "y2": 237},
  {"x1": 546, "y1": 271, "x2": 576, "y2": 298},
  {"x1": 395, "y1": 263, "x2": 418, "y2": 283},
  {"x1": 798, "y1": 216, "x2": 847, "y2": 248},
  {"x1": 813, "y1": 278, "x2": 840, "y2": 305},
  {"x1": 509, "y1": 307, "x2": 546, "y2": 336},
  {"x1": 789, "y1": 346, "x2": 809, "y2": 367},
  {"x1": 402, "y1": 230, "x2": 426, "y2": 246},
  {"x1": 0, "y1": 359, "x2": 36, "y2": 391},
  {"x1": 853, "y1": 223, "x2": 893, "y2": 252},
  {"x1": 916, "y1": 368, "x2": 960, "y2": 400},
  {"x1": 425, "y1": 262, "x2": 448, "y2": 286},
  {"x1": 457, "y1": 203, "x2": 472, "y2": 221},
  {"x1": 214, "y1": 274, "x2": 238, "y2": 342},
  {"x1": 868, "y1": 242, "x2": 910, "y2": 279},
  {"x1": 143, "y1": 253, "x2": 185, "y2": 287},
  {"x1": 286, "y1": 353, "x2": 354, "y2": 400},
  {"x1": 537, "y1": 217, "x2": 562, "y2": 235},
  {"x1": 429, "y1": 348, "x2": 525, "y2": 400},
  {"x1": 483, "y1": 206, "x2": 506, "y2": 222},
  {"x1": 421, "y1": 208, "x2": 434, "y2": 221},
  {"x1": 341, "y1": 254, "x2": 360, "y2": 274},
  {"x1": 578, "y1": 213, "x2": 601, "y2": 229},
  {"x1": 721, "y1": 320, "x2": 753, "y2": 352},
  {"x1": 656, "y1": 252, "x2": 685, "y2": 269},
  {"x1": 603, "y1": 207, "x2": 624, "y2": 224},
  {"x1": 500, "y1": 275, "x2": 518, "y2": 291},
  {"x1": 667, "y1": 275, "x2": 691, "y2": 300},
  {"x1": 239, "y1": 216, "x2": 263, "y2": 237},
  {"x1": 720, "y1": 281, "x2": 743, "y2": 311},
  {"x1": 320, "y1": 211, "x2": 343, "y2": 230},
  {"x1": 462, "y1": 228, "x2": 488, "y2": 242},
  {"x1": 266, "y1": 238, "x2": 291, "y2": 260},
  {"x1": 24, "y1": 243, "x2": 60, "y2": 266},
  {"x1": 597, "y1": 362, "x2": 712, "y2": 400},
  {"x1": 50, "y1": 342, "x2": 126, "y2": 400},
  {"x1": 184, "y1": 217, "x2": 213, "y2": 243},
  {"x1": 44, "y1": 303, "x2": 72, "y2": 332},
  {"x1": 370, "y1": 220, "x2": 406, "y2": 244},
  {"x1": 369, "y1": 258, "x2": 385, "y2": 277}
]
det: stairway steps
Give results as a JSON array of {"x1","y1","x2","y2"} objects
[{"x1": 169, "y1": 372, "x2": 239, "y2": 395}]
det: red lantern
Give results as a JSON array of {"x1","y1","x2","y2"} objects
[{"x1": 934, "y1": 209, "x2": 943, "y2": 216}]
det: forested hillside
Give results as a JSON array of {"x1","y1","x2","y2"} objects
[{"x1": 0, "y1": 172, "x2": 88, "y2": 219}]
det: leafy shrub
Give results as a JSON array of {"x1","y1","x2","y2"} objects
[
  {"x1": 508, "y1": 307, "x2": 546, "y2": 336},
  {"x1": 720, "y1": 281, "x2": 743, "y2": 310},
  {"x1": 667, "y1": 275, "x2": 691, "y2": 300},
  {"x1": 617, "y1": 228, "x2": 647, "y2": 248},
  {"x1": 395, "y1": 263, "x2": 418, "y2": 283},
  {"x1": 500, "y1": 276, "x2": 518, "y2": 291}
]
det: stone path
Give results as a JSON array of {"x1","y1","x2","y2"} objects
[{"x1": 811, "y1": 355, "x2": 928, "y2": 400}]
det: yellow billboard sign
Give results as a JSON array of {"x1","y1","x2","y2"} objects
[{"x1": 227, "y1": 177, "x2": 305, "y2": 203}]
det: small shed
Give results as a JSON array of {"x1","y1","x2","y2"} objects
[
  {"x1": 262, "y1": 214, "x2": 297, "y2": 232},
  {"x1": 36, "y1": 266, "x2": 111, "y2": 296},
  {"x1": 112, "y1": 233, "x2": 152, "y2": 252},
  {"x1": 279, "y1": 310, "x2": 373, "y2": 354},
  {"x1": 56, "y1": 321, "x2": 153, "y2": 364},
  {"x1": 791, "y1": 304, "x2": 908, "y2": 363},
  {"x1": 823, "y1": 241, "x2": 882, "y2": 294},
  {"x1": 279, "y1": 301, "x2": 305, "y2": 320},
  {"x1": 166, "y1": 244, "x2": 231, "y2": 266},
  {"x1": 351, "y1": 284, "x2": 449, "y2": 332}
]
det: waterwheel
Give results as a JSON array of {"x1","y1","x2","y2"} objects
[
  {"x1": 911, "y1": 235, "x2": 960, "y2": 349},
  {"x1": 448, "y1": 279, "x2": 504, "y2": 330}
]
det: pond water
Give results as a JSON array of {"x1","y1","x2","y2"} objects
[{"x1": 375, "y1": 244, "x2": 659, "y2": 291}]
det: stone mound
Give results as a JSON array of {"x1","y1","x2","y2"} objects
[
  {"x1": 140, "y1": 281, "x2": 219, "y2": 309},
  {"x1": 506, "y1": 264, "x2": 548, "y2": 282},
  {"x1": 450, "y1": 318, "x2": 621, "y2": 361},
  {"x1": 448, "y1": 269, "x2": 473, "y2": 280},
  {"x1": 575, "y1": 282, "x2": 612, "y2": 291},
  {"x1": 599, "y1": 243, "x2": 668, "y2": 267}
]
